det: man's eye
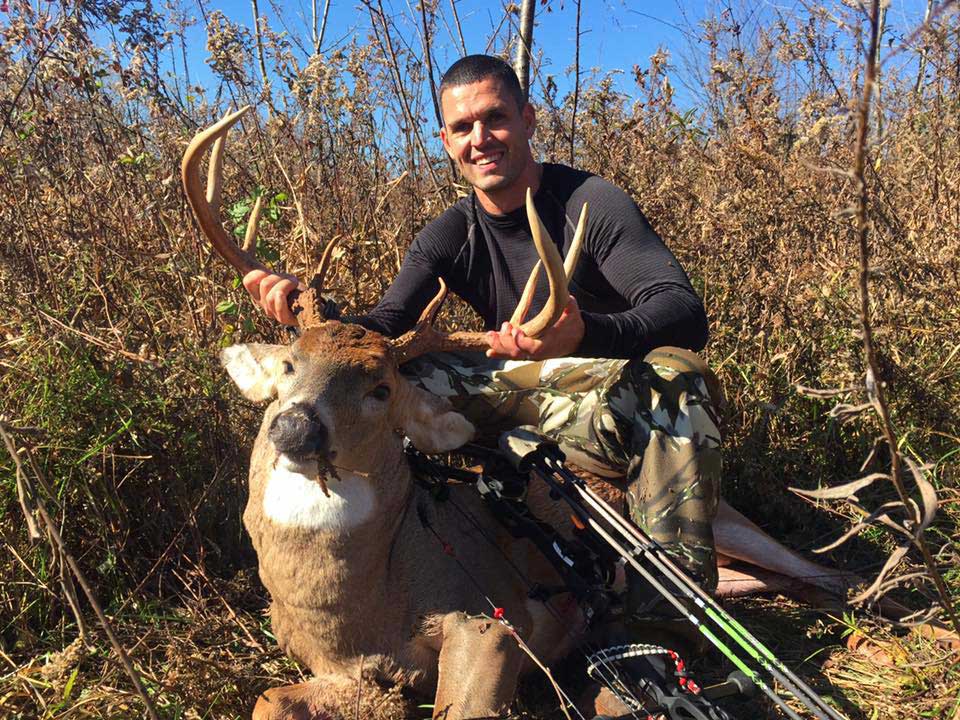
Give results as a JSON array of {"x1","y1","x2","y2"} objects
[
  {"x1": 283, "y1": 361, "x2": 294, "y2": 375},
  {"x1": 369, "y1": 384, "x2": 391, "y2": 401}
]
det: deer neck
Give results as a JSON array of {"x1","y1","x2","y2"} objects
[{"x1": 253, "y1": 449, "x2": 411, "y2": 545}]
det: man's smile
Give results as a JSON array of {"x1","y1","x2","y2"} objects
[{"x1": 473, "y1": 151, "x2": 504, "y2": 168}]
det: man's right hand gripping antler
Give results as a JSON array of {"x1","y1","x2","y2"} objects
[{"x1": 242, "y1": 270, "x2": 302, "y2": 326}]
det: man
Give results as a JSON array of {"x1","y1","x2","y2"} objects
[{"x1": 244, "y1": 54, "x2": 720, "y2": 644}]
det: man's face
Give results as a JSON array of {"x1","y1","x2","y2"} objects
[{"x1": 440, "y1": 77, "x2": 536, "y2": 198}]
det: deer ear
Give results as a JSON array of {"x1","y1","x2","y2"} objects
[
  {"x1": 220, "y1": 344, "x2": 283, "y2": 402},
  {"x1": 400, "y1": 382, "x2": 475, "y2": 453}
]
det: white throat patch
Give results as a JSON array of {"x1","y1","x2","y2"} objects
[{"x1": 263, "y1": 457, "x2": 376, "y2": 531}]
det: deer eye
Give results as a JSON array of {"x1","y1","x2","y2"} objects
[
  {"x1": 282, "y1": 360, "x2": 294, "y2": 375},
  {"x1": 368, "y1": 384, "x2": 391, "y2": 402}
]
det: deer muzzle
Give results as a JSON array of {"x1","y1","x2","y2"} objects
[{"x1": 269, "y1": 402, "x2": 330, "y2": 460}]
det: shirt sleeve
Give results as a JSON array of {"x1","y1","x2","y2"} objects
[
  {"x1": 349, "y1": 208, "x2": 465, "y2": 338},
  {"x1": 573, "y1": 180, "x2": 708, "y2": 359}
]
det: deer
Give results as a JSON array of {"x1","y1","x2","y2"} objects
[{"x1": 182, "y1": 108, "x2": 893, "y2": 720}]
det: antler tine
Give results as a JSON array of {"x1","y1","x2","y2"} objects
[
  {"x1": 293, "y1": 236, "x2": 342, "y2": 328},
  {"x1": 306, "y1": 236, "x2": 342, "y2": 293},
  {"x1": 509, "y1": 259, "x2": 540, "y2": 326},
  {"x1": 390, "y1": 282, "x2": 492, "y2": 365},
  {"x1": 413, "y1": 277, "x2": 448, "y2": 329},
  {"x1": 242, "y1": 195, "x2": 265, "y2": 253},
  {"x1": 181, "y1": 105, "x2": 268, "y2": 277},
  {"x1": 507, "y1": 201, "x2": 589, "y2": 326},
  {"x1": 564, "y1": 202, "x2": 589, "y2": 279},
  {"x1": 206, "y1": 133, "x2": 226, "y2": 208},
  {"x1": 515, "y1": 190, "x2": 570, "y2": 337},
  {"x1": 509, "y1": 201, "x2": 589, "y2": 326},
  {"x1": 390, "y1": 194, "x2": 591, "y2": 365}
]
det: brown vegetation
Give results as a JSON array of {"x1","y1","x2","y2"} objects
[{"x1": 0, "y1": 1, "x2": 958, "y2": 718}]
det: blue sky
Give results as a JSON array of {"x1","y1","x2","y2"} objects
[
  {"x1": 95, "y1": 0, "x2": 926, "y2": 115},
  {"x1": 174, "y1": 0, "x2": 710, "y2": 103},
  {"x1": 115, "y1": 0, "x2": 933, "y2": 112}
]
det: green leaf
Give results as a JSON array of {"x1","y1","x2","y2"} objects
[
  {"x1": 215, "y1": 300, "x2": 238, "y2": 316},
  {"x1": 273, "y1": 192, "x2": 288, "y2": 202},
  {"x1": 63, "y1": 667, "x2": 79, "y2": 701},
  {"x1": 257, "y1": 238, "x2": 280, "y2": 263},
  {"x1": 227, "y1": 200, "x2": 251, "y2": 224}
]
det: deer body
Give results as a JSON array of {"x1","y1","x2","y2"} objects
[{"x1": 223, "y1": 325, "x2": 581, "y2": 718}]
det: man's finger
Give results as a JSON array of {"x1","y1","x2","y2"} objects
[
  {"x1": 268, "y1": 279, "x2": 298, "y2": 326},
  {"x1": 243, "y1": 270, "x2": 269, "y2": 300},
  {"x1": 513, "y1": 330, "x2": 542, "y2": 356},
  {"x1": 258, "y1": 274, "x2": 284, "y2": 312}
]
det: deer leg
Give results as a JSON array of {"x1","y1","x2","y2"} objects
[
  {"x1": 717, "y1": 562, "x2": 840, "y2": 602},
  {"x1": 253, "y1": 677, "x2": 342, "y2": 720},
  {"x1": 252, "y1": 673, "x2": 409, "y2": 720},
  {"x1": 714, "y1": 500, "x2": 859, "y2": 598},
  {"x1": 433, "y1": 612, "x2": 524, "y2": 720}
]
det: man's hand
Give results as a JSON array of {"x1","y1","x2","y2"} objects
[
  {"x1": 485, "y1": 295, "x2": 585, "y2": 360},
  {"x1": 242, "y1": 269, "x2": 303, "y2": 326}
]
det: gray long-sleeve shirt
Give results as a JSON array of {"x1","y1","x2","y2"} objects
[{"x1": 357, "y1": 163, "x2": 707, "y2": 359}]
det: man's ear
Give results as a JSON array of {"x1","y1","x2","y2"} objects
[
  {"x1": 439, "y1": 125, "x2": 454, "y2": 159},
  {"x1": 396, "y1": 380, "x2": 475, "y2": 453},
  {"x1": 220, "y1": 344, "x2": 284, "y2": 402},
  {"x1": 522, "y1": 101, "x2": 536, "y2": 138}
]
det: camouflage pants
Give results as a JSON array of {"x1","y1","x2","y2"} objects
[{"x1": 401, "y1": 347, "x2": 723, "y2": 597}]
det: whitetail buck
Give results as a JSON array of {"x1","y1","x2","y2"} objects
[{"x1": 182, "y1": 108, "x2": 873, "y2": 720}]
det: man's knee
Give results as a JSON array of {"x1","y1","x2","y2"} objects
[{"x1": 643, "y1": 346, "x2": 724, "y2": 414}]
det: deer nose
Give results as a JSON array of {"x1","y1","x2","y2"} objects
[{"x1": 268, "y1": 403, "x2": 329, "y2": 458}]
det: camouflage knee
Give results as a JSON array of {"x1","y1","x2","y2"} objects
[{"x1": 609, "y1": 349, "x2": 723, "y2": 595}]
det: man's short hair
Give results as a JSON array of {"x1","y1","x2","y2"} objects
[{"x1": 439, "y1": 54, "x2": 526, "y2": 112}]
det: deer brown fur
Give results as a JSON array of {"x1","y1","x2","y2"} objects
[{"x1": 223, "y1": 323, "x2": 584, "y2": 720}]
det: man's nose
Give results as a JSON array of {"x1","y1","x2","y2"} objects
[{"x1": 470, "y1": 121, "x2": 490, "y2": 146}]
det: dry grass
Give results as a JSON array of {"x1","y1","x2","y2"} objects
[{"x1": 1, "y1": 1, "x2": 958, "y2": 718}]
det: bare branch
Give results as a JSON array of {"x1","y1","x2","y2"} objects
[
  {"x1": 514, "y1": 0, "x2": 535, "y2": 100},
  {"x1": 568, "y1": 0, "x2": 581, "y2": 165}
]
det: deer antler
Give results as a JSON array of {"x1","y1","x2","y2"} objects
[
  {"x1": 510, "y1": 201, "x2": 588, "y2": 326},
  {"x1": 390, "y1": 190, "x2": 585, "y2": 364},
  {"x1": 181, "y1": 106, "x2": 336, "y2": 328}
]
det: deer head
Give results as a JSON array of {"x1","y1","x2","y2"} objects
[{"x1": 181, "y1": 106, "x2": 587, "y2": 488}]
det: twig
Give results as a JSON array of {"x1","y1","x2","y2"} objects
[
  {"x1": 448, "y1": 0, "x2": 467, "y2": 56},
  {"x1": 514, "y1": 0, "x2": 535, "y2": 101},
  {"x1": 850, "y1": 0, "x2": 960, "y2": 638},
  {"x1": 36, "y1": 310, "x2": 157, "y2": 365},
  {"x1": 251, "y1": 0, "x2": 271, "y2": 113},
  {"x1": 353, "y1": 653, "x2": 364, "y2": 720},
  {"x1": 502, "y1": 623, "x2": 574, "y2": 720},
  {"x1": 0, "y1": 7, "x2": 67, "y2": 143},
  {"x1": 314, "y1": 0, "x2": 333, "y2": 54},
  {"x1": 417, "y1": 0, "x2": 457, "y2": 180},
  {"x1": 365, "y1": 0, "x2": 443, "y2": 191},
  {"x1": 0, "y1": 423, "x2": 161, "y2": 720},
  {"x1": 568, "y1": 0, "x2": 582, "y2": 165},
  {"x1": 272, "y1": 151, "x2": 312, "y2": 266}
]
